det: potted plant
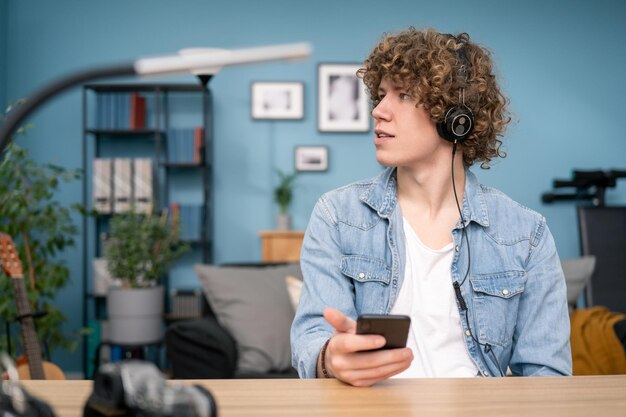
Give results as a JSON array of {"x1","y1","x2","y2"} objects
[
  {"x1": 105, "y1": 208, "x2": 188, "y2": 345},
  {"x1": 0, "y1": 102, "x2": 84, "y2": 360},
  {"x1": 274, "y1": 170, "x2": 297, "y2": 230}
]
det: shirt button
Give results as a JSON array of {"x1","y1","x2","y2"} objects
[
  {"x1": 465, "y1": 330, "x2": 471, "y2": 337},
  {"x1": 482, "y1": 370, "x2": 489, "y2": 376},
  {"x1": 455, "y1": 245, "x2": 460, "y2": 252},
  {"x1": 502, "y1": 289, "x2": 510, "y2": 296},
  {"x1": 358, "y1": 272, "x2": 365, "y2": 279}
]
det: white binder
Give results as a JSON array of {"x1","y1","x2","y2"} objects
[
  {"x1": 133, "y1": 158, "x2": 153, "y2": 214},
  {"x1": 93, "y1": 158, "x2": 112, "y2": 213},
  {"x1": 113, "y1": 158, "x2": 132, "y2": 213}
]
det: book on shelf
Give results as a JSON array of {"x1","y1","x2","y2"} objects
[
  {"x1": 110, "y1": 93, "x2": 128, "y2": 130},
  {"x1": 171, "y1": 202, "x2": 181, "y2": 240},
  {"x1": 96, "y1": 94, "x2": 103, "y2": 130},
  {"x1": 93, "y1": 158, "x2": 112, "y2": 213},
  {"x1": 133, "y1": 158, "x2": 153, "y2": 214},
  {"x1": 170, "y1": 288, "x2": 203, "y2": 318},
  {"x1": 168, "y1": 127, "x2": 203, "y2": 164},
  {"x1": 194, "y1": 127, "x2": 204, "y2": 164},
  {"x1": 170, "y1": 202, "x2": 202, "y2": 241},
  {"x1": 113, "y1": 158, "x2": 132, "y2": 213},
  {"x1": 119, "y1": 93, "x2": 129, "y2": 130},
  {"x1": 129, "y1": 92, "x2": 146, "y2": 129},
  {"x1": 95, "y1": 93, "x2": 111, "y2": 130},
  {"x1": 95, "y1": 92, "x2": 146, "y2": 130}
]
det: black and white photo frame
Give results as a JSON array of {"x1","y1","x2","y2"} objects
[
  {"x1": 295, "y1": 146, "x2": 328, "y2": 172},
  {"x1": 251, "y1": 81, "x2": 304, "y2": 120},
  {"x1": 317, "y1": 63, "x2": 370, "y2": 132}
]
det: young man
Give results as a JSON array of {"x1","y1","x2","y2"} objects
[{"x1": 291, "y1": 28, "x2": 572, "y2": 387}]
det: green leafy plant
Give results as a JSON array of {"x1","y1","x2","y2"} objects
[
  {"x1": 105, "y1": 209, "x2": 189, "y2": 288},
  {"x1": 0, "y1": 102, "x2": 84, "y2": 355},
  {"x1": 274, "y1": 170, "x2": 297, "y2": 215}
]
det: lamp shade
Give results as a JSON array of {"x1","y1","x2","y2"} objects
[{"x1": 179, "y1": 48, "x2": 231, "y2": 76}]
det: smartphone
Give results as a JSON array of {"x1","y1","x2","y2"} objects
[{"x1": 356, "y1": 314, "x2": 411, "y2": 349}]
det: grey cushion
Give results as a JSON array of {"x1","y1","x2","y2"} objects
[
  {"x1": 195, "y1": 263, "x2": 301, "y2": 374},
  {"x1": 561, "y1": 256, "x2": 596, "y2": 307}
]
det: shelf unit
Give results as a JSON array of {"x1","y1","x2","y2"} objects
[{"x1": 81, "y1": 83, "x2": 213, "y2": 376}]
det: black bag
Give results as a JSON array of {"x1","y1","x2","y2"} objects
[{"x1": 165, "y1": 317, "x2": 237, "y2": 379}]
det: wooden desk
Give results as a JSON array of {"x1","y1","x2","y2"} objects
[
  {"x1": 20, "y1": 376, "x2": 626, "y2": 417},
  {"x1": 258, "y1": 230, "x2": 304, "y2": 263}
]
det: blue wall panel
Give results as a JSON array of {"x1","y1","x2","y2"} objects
[{"x1": 0, "y1": 0, "x2": 7, "y2": 110}]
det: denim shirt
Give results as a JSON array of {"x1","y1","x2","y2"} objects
[{"x1": 291, "y1": 167, "x2": 572, "y2": 378}]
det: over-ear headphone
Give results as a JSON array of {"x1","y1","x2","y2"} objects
[{"x1": 436, "y1": 34, "x2": 474, "y2": 143}]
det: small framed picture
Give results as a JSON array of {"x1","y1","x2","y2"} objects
[
  {"x1": 295, "y1": 146, "x2": 328, "y2": 172},
  {"x1": 251, "y1": 81, "x2": 304, "y2": 120},
  {"x1": 318, "y1": 63, "x2": 370, "y2": 132}
]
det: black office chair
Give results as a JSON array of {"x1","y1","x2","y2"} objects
[{"x1": 578, "y1": 206, "x2": 626, "y2": 314}]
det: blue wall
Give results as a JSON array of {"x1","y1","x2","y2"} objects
[
  {"x1": 0, "y1": 0, "x2": 7, "y2": 110},
  {"x1": 3, "y1": 0, "x2": 626, "y2": 374}
]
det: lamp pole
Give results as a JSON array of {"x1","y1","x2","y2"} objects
[{"x1": 0, "y1": 42, "x2": 311, "y2": 154}]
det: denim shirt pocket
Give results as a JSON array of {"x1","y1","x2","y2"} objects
[
  {"x1": 341, "y1": 255, "x2": 391, "y2": 314},
  {"x1": 469, "y1": 271, "x2": 528, "y2": 347}
]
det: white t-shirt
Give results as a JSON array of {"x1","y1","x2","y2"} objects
[{"x1": 390, "y1": 219, "x2": 479, "y2": 378}]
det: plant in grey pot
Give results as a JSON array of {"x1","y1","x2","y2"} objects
[
  {"x1": 274, "y1": 170, "x2": 297, "y2": 230},
  {"x1": 105, "y1": 209, "x2": 188, "y2": 345}
]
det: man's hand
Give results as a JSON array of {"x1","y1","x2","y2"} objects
[{"x1": 319, "y1": 307, "x2": 413, "y2": 387}]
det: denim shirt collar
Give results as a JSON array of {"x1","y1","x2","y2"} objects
[
  {"x1": 359, "y1": 167, "x2": 398, "y2": 218},
  {"x1": 360, "y1": 167, "x2": 490, "y2": 228},
  {"x1": 461, "y1": 169, "x2": 490, "y2": 228}
]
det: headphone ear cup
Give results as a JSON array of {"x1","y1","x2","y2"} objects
[{"x1": 437, "y1": 106, "x2": 474, "y2": 143}]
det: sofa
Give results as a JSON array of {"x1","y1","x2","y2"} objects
[
  {"x1": 166, "y1": 256, "x2": 626, "y2": 378},
  {"x1": 165, "y1": 263, "x2": 302, "y2": 379}
]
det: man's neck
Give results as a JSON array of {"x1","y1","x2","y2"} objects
[
  {"x1": 395, "y1": 154, "x2": 466, "y2": 250},
  {"x1": 396, "y1": 156, "x2": 466, "y2": 216}
]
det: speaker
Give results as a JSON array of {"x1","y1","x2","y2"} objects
[
  {"x1": 436, "y1": 35, "x2": 474, "y2": 143},
  {"x1": 437, "y1": 105, "x2": 474, "y2": 143}
]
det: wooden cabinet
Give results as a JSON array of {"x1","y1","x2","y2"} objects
[{"x1": 258, "y1": 230, "x2": 305, "y2": 263}]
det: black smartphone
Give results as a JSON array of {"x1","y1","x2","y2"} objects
[{"x1": 356, "y1": 314, "x2": 411, "y2": 349}]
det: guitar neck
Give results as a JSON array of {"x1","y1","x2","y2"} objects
[{"x1": 12, "y1": 275, "x2": 45, "y2": 380}]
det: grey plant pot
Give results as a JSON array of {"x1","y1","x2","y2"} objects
[
  {"x1": 275, "y1": 214, "x2": 291, "y2": 230},
  {"x1": 107, "y1": 285, "x2": 164, "y2": 345}
]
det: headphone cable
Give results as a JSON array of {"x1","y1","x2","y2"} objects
[{"x1": 451, "y1": 141, "x2": 504, "y2": 377}]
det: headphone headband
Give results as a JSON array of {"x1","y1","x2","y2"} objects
[{"x1": 437, "y1": 32, "x2": 474, "y2": 143}]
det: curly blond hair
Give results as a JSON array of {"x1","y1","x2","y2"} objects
[{"x1": 358, "y1": 27, "x2": 510, "y2": 168}]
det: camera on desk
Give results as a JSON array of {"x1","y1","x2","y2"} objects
[
  {"x1": 0, "y1": 382, "x2": 56, "y2": 417},
  {"x1": 1, "y1": 353, "x2": 56, "y2": 417},
  {"x1": 84, "y1": 360, "x2": 217, "y2": 417}
]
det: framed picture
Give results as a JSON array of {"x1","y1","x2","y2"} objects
[
  {"x1": 318, "y1": 63, "x2": 370, "y2": 132},
  {"x1": 251, "y1": 81, "x2": 304, "y2": 120},
  {"x1": 295, "y1": 146, "x2": 328, "y2": 172}
]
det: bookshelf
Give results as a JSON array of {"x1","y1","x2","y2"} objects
[{"x1": 81, "y1": 83, "x2": 213, "y2": 377}]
